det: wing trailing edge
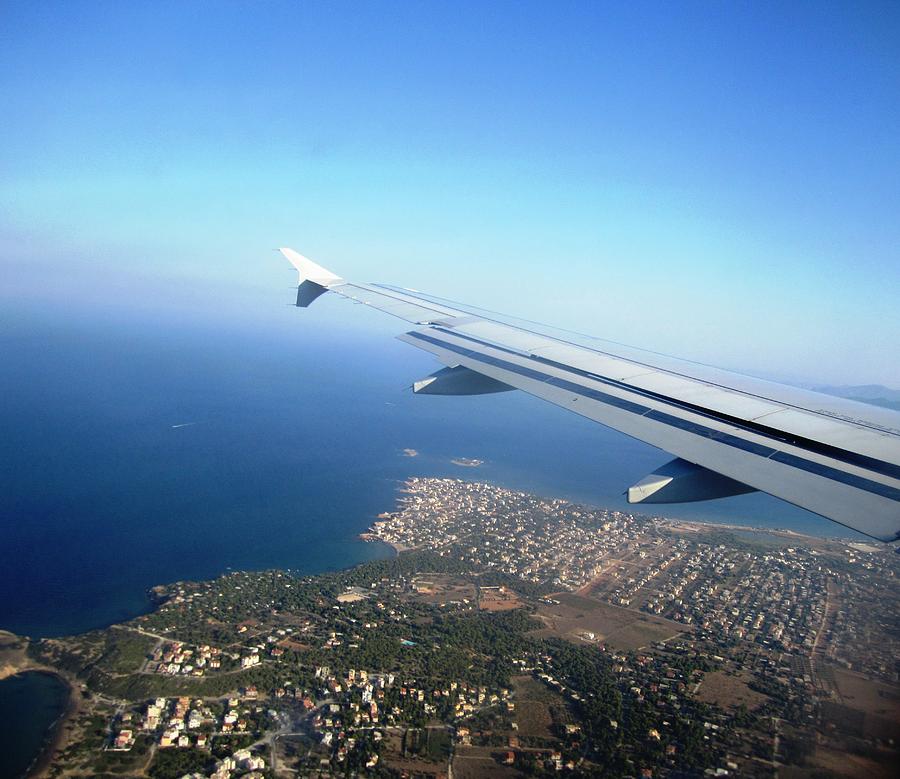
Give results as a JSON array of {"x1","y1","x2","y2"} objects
[{"x1": 280, "y1": 248, "x2": 900, "y2": 542}]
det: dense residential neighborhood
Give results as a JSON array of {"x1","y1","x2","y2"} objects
[
  {"x1": 371, "y1": 478, "x2": 899, "y2": 684},
  {"x1": 16, "y1": 478, "x2": 900, "y2": 778}
]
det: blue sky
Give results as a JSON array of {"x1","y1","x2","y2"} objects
[{"x1": 2, "y1": 0, "x2": 898, "y2": 384}]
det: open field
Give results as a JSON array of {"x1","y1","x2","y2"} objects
[
  {"x1": 381, "y1": 753, "x2": 448, "y2": 778},
  {"x1": 511, "y1": 674, "x2": 571, "y2": 740},
  {"x1": 409, "y1": 574, "x2": 477, "y2": 607},
  {"x1": 531, "y1": 593, "x2": 686, "y2": 650},
  {"x1": 452, "y1": 745, "x2": 523, "y2": 779},
  {"x1": 695, "y1": 670, "x2": 768, "y2": 710},
  {"x1": 793, "y1": 745, "x2": 900, "y2": 779},
  {"x1": 379, "y1": 726, "x2": 452, "y2": 778},
  {"x1": 832, "y1": 668, "x2": 900, "y2": 719},
  {"x1": 479, "y1": 586, "x2": 524, "y2": 612},
  {"x1": 272, "y1": 734, "x2": 315, "y2": 774},
  {"x1": 823, "y1": 668, "x2": 900, "y2": 741}
]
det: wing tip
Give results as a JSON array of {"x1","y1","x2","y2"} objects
[{"x1": 279, "y1": 247, "x2": 342, "y2": 287}]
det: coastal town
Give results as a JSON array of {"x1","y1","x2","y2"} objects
[
  {"x1": 370, "y1": 478, "x2": 900, "y2": 683},
  {"x1": 8, "y1": 477, "x2": 899, "y2": 778}
]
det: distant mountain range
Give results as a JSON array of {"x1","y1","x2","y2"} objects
[{"x1": 808, "y1": 384, "x2": 900, "y2": 412}]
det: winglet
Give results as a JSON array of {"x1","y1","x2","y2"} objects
[{"x1": 279, "y1": 248, "x2": 343, "y2": 287}]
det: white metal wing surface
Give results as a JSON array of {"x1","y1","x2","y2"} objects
[{"x1": 280, "y1": 248, "x2": 900, "y2": 543}]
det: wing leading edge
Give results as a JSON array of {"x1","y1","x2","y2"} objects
[{"x1": 280, "y1": 248, "x2": 900, "y2": 543}]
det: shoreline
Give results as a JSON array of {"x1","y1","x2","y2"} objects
[
  {"x1": 0, "y1": 630, "x2": 79, "y2": 779},
  {"x1": 663, "y1": 518, "x2": 843, "y2": 546},
  {"x1": 0, "y1": 666, "x2": 77, "y2": 779},
  {"x1": 358, "y1": 532, "x2": 418, "y2": 554},
  {"x1": 3, "y1": 482, "x2": 870, "y2": 777},
  {"x1": 24, "y1": 671, "x2": 79, "y2": 779},
  {"x1": 359, "y1": 515, "x2": 839, "y2": 556},
  {"x1": 390, "y1": 473, "x2": 861, "y2": 544}
]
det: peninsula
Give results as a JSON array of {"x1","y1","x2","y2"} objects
[{"x1": 9, "y1": 479, "x2": 899, "y2": 778}]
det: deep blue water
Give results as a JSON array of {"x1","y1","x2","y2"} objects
[
  {"x1": 0, "y1": 672, "x2": 69, "y2": 779},
  {"x1": 0, "y1": 305, "x2": 860, "y2": 640},
  {"x1": 0, "y1": 302, "x2": 865, "y2": 775}
]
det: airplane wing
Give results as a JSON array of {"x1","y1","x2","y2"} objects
[{"x1": 280, "y1": 248, "x2": 900, "y2": 543}]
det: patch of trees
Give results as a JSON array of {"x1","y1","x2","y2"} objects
[{"x1": 147, "y1": 748, "x2": 214, "y2": 779}]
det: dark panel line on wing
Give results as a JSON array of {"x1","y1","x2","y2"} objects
[
  {"x1": 433, "y1": 328, "x2": 900, "y2": 482},
  {"x1": 407, "y1": 331, "x2": 900, "y2": 503},
  {"x1": 375, "y1": 283, "x2": 899, "y2": 438}
]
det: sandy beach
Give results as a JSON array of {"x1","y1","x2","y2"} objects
[{"x1": 25, "y1": 673, "x2": 80, "y2": 779}]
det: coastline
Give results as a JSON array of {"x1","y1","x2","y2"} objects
[
  {"x1": 0, "y1": 630, "x2": 78, "y2": 779},
  {"x1": 2, "y1": 521, "x2": 397, "y2": 777},
  {"x1": 23, "y1": 672, "x2": 78, "y2": 779},
  {"x1": 359, "y1": 515, "x2": 835, "y2": 556},
  {"x1": 3, "y1": 482, "x2": 868, "y2": 777},
  {"x1": 358, "y1": 532, "x2": 417, "y2": 554},
  {"x1": 663, "y1": 518, "x2": 840, "y2": 546}
]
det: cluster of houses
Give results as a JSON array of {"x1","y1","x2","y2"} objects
[
  {"x1": 825, "y1": 548, "x2": 900, "y2": 682},
  {"x1": 106, "y1": 695, "x2": 271, "y2": 776},
  {"x1": 149, "y1": 640, "x2": 222, "y2": 676},
  {"x1": 149, "y1": 625, "x2": 304, "y2": 677},
  {"x1": 306, "y1": 665, "x2": 510, "y2": 766},
  {"x1": 369, "y1": 477, "x2": 643, "y2": 588},
  {"x1": 367, "y1": 477, "x2": 899, "y2": 685},
  {"x1": 636, "y1": 543, "x2": 830, "y2": 654},
  {"x1": 175, "y1": 748, "x2": 266, "y2": 779},
  {"x1": 108, "y1": 695, "x2": 264, "y2": 750}
]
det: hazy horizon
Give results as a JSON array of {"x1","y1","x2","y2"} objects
[{"x1": 2, "y1": 1, "x2": 899, "y2": 386}]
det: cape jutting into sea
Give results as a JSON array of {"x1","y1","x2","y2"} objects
[{"x1": 0, "y1": 308, "x2": 865, "y2": 777}]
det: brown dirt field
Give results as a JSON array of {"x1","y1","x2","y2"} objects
[
  {"x1": 510, "y1": 675, "x2": 565, "y2": 739},
  {"x1": 384, "y1": 755, "x2": 448, "y2": 777},
  {"x1": 273, "y1": 734, "x2": 314, "y2": 772},
  {"x1": 382, "y1": 754, "x2": 448, "y2": 777},
  {"x1": 826, "y1": 668, "x2": 900, "y2": 742},
  {"x1": 452, "y1": 745, "x2": 524, "y2": 779},
  {"x1": 381, "y1": 730, "x2": 447, "y2": 778},
  {"x1": 277, "y1": 638, "x2": 310, "y2": 652},
  {"x1": 831, "y1": 668, "x2": 900, "y2": 720},
  {"x1": 806, "y1": 745, "x2": 899, "y2": 779},
  {"x1": 479, "y1": 589, "x2": 523, "y2": 612},
  {"x1": 530, "y1": 592, "x2": 685, "y2": 650},
  {"x1": 409, "y1": 575, "x2": 477, "y2": 606},
  {"x1": 378, "y1": 727, "x2": 454, "y2": 777},
  {"x1": 695, "y1": 670, "x2": 768, "y2": 711}
]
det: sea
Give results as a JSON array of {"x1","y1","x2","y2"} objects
[{"x1": 0, "y1": 300, "x2": 865, "y2": 777}]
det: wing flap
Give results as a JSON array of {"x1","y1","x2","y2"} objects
[
  {"x1": 399, "y1": 326, "x2": 900, "y2": 541},
  {"x1": 436, "y1": 318, "x2": 900, "y2": 468},
  {"x1": 282, "y1": 248, "x2": 900, "y2": 542}
]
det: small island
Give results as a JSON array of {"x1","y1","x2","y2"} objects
[{"x1": 450, "y1": 457, "x2": 483, "y2": 467}]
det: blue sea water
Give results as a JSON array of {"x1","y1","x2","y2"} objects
[
  {"x1": 0, "y1": 672, "x2": 69, "y2": 779},
  {"x1": 0, "y1": 300, "x2": 866, "y2": 775},
  {"x1": 0, "y1": 304, "x2": 860, "y2": 640}
]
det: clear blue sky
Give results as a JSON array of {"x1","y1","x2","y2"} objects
[{"x1": 2, "y1": 0, "x2": 898, "y2": 385}]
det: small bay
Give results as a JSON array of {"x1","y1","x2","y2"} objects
[{"x1": 0, "y1": 672, "x2": 69, "y2": 779}]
